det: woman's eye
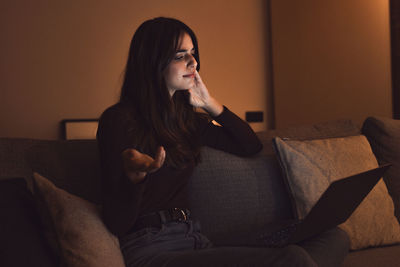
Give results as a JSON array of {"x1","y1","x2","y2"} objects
[
  {"x1": 174, "y1": 53, "x2": 195, "y2": 61},
  {"x1": 174, "y1": 55, "x2": 184, "y2": 60}
]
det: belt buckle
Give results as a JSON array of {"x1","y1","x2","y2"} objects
[{"x1": 173, "y1": 208, "x2": 188, "y2": 222}]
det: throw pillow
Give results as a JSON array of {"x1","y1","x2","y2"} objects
[
  {"x1": 273, "y1": 135, "x2": 400, "y2": 250},
  {"x1": 0, "y1": 177, "x2": 58, "y2": 267},
  {"x1": 29, "y1": 172, "x2": 126, "y2": 267},
  {"x1": 362, "y1": 116, "x2": 400, "y2": 223}
]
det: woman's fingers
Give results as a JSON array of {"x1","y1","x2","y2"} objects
[
  {"x1": 158, "y1": 146, "x2": 166, "y2": 166},
  {"x1": 148, "y1": 146, "x2": 166, "y2": 173},
  {"x1": 188, "y1": 70, "x2": 211, "y2": 108},
  {"x1": 123, "y1": 148, "x2": 152, "y2": 170},
  {"x1": 194, "y1": 70, "x2": 202, "y2": 84},
  {"x1": 122, "y1": 147, "x2": 166, "y2": 174}
]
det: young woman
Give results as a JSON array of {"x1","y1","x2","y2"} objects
[{"x1": 97, "y1": 17, "x2": 348, "y2": 267}]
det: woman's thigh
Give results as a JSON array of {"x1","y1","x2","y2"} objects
[
  {"x1": 120, "y1": 223, "x2": 346, "y2": 267},
  {"x1": 299, "y1": 227, "x2": 350, "y2": 267},
  {"x1": 119, "y1": 220, "x2": 212, "y2": 267}
]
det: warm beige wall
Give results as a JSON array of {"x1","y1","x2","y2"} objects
[
  {"x1": 1, "y1": 0, "x2": 393, "y2": 138},
  {"x1": 0, "y1": 0, "x2": 269, "y2": 139},
  {"x1": 270, "y1": 0, "x2": 392, "y2": 128}
]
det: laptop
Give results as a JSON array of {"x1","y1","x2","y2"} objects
[{"x1": 259, "y1": 163, "x2": 392, "y2": 247}]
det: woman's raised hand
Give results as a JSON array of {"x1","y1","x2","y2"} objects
[
  {"x1": 122, "y1": 146, "x2": 166, "y2": 184},
  {"x1": 188, "y1": 71, "x2": 223, "y2": 117},
  {"x1": 188, "y1": 70, "x2": 210, "y2": 108}
]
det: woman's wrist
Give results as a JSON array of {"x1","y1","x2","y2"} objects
[{"x1": 203, "y1": 97, "x2": 223, "y2": 117}]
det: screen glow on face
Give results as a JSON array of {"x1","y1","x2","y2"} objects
[{"x1": 164, "y1": 33, "x2": 197, "y2": 96}]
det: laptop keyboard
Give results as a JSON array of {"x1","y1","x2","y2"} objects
[{"x1": 260, "y1": 220, "x2": 302, "y2": 247}]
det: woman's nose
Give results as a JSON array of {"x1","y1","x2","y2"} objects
[{"x1": 187, "y1": 54, "x2": 197, "y2": 69}]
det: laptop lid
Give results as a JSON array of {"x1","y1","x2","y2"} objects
[{"x1": 287, "y1": 163, "x2": 391, "y2": 244}]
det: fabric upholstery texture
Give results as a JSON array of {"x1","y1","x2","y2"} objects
[
  {"x1": 343, "y1": 244, "x2": 400, "y2": 267},
  {"x1": 189, "y1": 119, "x2": 361, "y2": 246},
  {"x1": 0, "y1": 138, "x2": 102, "y2": 204},
  {"x1": 273, "y1": 135, "x2": 400, "y2": 250},
  {"x1": 2, "y1": 119, "x2": 398, "y2": 266},
  {"x1": 190, "y1": 146, "x2": 292, "y2": 246},
  {"x1": 30, "y1": 173, "x2": 125, "y2": 267},
  {"x1": 362, "y1": 116, "x2": 400, "y2": 222},
  {"x1": 0, "y1": 177, "x2": 58, "y2": 267}
]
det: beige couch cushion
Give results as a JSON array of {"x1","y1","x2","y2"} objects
[
  {"x1": 273, "y1": 135, "x2": 400, "y2": 250},
  {"x1": 29, "y1": 172, "x2": 126, "y2": 267}
]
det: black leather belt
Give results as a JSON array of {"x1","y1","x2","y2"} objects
[{"x1": 130, "y1": 208, "x2": 191, "y2": 233}]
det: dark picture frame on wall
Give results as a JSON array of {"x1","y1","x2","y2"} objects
[
  {"x1": 61, "y1": 119, "x2": 99, "y2": 140},
  {"x1": 390, "y1": 0, "x2": 400, "y2": 119}
]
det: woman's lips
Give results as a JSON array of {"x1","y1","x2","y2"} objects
[{"x1": 183, "y1": 73, "x2": 195, "y2": 78}]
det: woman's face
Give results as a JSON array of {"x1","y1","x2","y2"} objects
[{"x1": 164, "y1": 32, "x2": 197, "y2": 96}]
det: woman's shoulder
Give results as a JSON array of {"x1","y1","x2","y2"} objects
[
  {"x1": 99, "y1": 102, "x2": 136, "y2": 123},
  {"x1": 97, "y1": 102, "x2": 141, "y2": 141}
]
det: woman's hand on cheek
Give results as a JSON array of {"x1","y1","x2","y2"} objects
[
  {"x1": 188, "y1": 70, "x2": 210, "y2": 108},
  {"x1": 188, "y1": 71, "x2": 223, "y2": 116},
  {"x1": 122, "y1": 146, "x2": 166, "y2": 184}
]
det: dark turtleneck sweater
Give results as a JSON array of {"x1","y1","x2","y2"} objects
[{"x1": 96, "y1": 102, "x2": 262, "y2": 238}]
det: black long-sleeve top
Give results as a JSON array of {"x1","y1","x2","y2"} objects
[{"x1": 97, "y1": 102, "x2": 262, "y2": 238}]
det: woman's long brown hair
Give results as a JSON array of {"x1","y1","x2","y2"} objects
[{"x1": 120, "y1": 17, "x2": 207, "y2": 168}]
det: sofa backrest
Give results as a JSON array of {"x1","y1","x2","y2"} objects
[
  {"x1": 189, "y1": 119, "x2": 361, "y2": 245},
  {"x1": 189, "y1": 146, "x2": 292, "y2": 246},
  {"x1": 0, "y1": 119, "x2": 360, "y2": 245},
  {"x1": 0, "y1": 138, "x2": 102, "y2": 204}
]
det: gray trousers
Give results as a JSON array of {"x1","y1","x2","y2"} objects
[{"x1": 119, "y1": 220, "x2": 349, "y2": 267}]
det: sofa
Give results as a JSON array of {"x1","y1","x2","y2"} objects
[{"x1": 1, "y1": 117, "x2": 400, "y2": 267}]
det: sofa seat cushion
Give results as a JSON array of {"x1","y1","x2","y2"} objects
[
  {"x1": 0, "y1": 177, "x2": 58, "y2": 267},
  {"x1": 344, "y1": 245, "x2": 400, "y2": 267}
]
